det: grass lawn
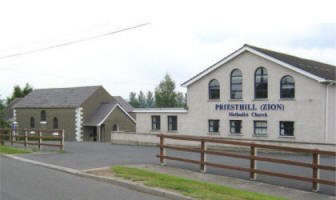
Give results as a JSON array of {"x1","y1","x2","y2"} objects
[
  {"x1": 111, "y1": 166, "x2": 287, "y2": 200},
  {"x1": 0, "y1": 145, "x2": 31, "y2": 154}
]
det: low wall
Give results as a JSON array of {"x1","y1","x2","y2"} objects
[{"x1": 111, "y1": 132, "x2": 336, "y2": 152}]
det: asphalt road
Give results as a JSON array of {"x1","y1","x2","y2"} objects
[
  {"x1": 16, "y1": 142, "x2": 336, "y2": 196},
  {"x1": 0, "y1": 156, "x2": 167, "y2": 200}
]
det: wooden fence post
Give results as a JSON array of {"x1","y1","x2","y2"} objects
[
  {"x1": 10, "y1": 129, "x2": 13, "y2": 146},
  {"x1": 24, "y1": 130, "x2": 28, "y2": 148},
  {"x1": 160, "y1": 134, "x2": 166, "y2": 165},
  {"x1": 61, "y1": 130, "x2": 65, "y2": 151},
  {"x1": 0, "y1": 129, "x2": 3, "y2": 145},
  {"x1": 312, "y1": 152, "x2": 320, "y2": 192},
  {"x1": 38, "y1": 130, "x2": 41, "y2": 150},
  {"x1": 200, "y1": 140, "x2": 207, "y2": 173},
  {"x1": 250, "y1": 146, "x2": 257, "y2": 180}
]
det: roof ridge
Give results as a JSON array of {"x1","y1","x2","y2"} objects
[
  {"x1": 34, "y1": 85, "x2": 102, "y2": 91},
  {"x1": 245, "y1": 44, "x2": 336, "y2": 68}
]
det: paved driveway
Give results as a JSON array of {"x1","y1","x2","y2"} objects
[
  {"x1": 0, "y1": 156, "x2": 167, "y2": 200},
  {"x1": 17, "y1": 142, "x2": 336, "y2": 196}
]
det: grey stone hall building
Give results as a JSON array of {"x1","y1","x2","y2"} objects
[{"x1": 13, "y1": 86, "x2": 135, "y2": 142}]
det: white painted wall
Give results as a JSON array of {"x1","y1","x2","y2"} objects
[
  {"x1": 75, "y1": 107, "x2": 83, "y2": 142},
  {"x1": 136, "y1": 52, "x2": 335, "y2": 144}
]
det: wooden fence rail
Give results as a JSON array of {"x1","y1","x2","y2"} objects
[
  {"x1": 0, "y1": 128, "x2": 64, "y2": 151},
  {"x1": 156, "y1": 134, "x2": 336, "y2": 192}
]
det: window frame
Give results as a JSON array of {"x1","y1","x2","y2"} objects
[
  {"x1": 53, "y1": 117, "x2": 58, "y2": 129},
  {"x1": 151, "y1": 115, "x2": 161, "y2": 131},
  {"x1": 254, "y1": 120, "x2": 267, "y2": 136},
  {"x1": 168, "y1": 116, "x2": 178, "y2": 132},
  {"x1": 208, "y1": 119, "x2": 220, "y2": 134},
  {"x1": 280, "y1": 121, "x2": 294, "y2": 137},
  {"x1": 40, "y1": 110, "x2": 47, "y2": 122},
  {"x1": 280, "y1": 75, "x2": 295, "y2": 99},
  {"x1": 254, "y1": 67, "x2": 268, "y2": 99},
  {"x1": 230, "y1": 120, "x2": 242, "y2": 134},
  {"x1": 208, "y1": 79, "x2": 220, "y2": 100},
  {"x1": 230, "y1": 69, "x2": 243, "y2": 100},
  {"x1": 30, "y1": 117, "x2": 35, "y2": 129},
  {"x1": 112, "y1": 124, "x2": 119, "y2": 131}
]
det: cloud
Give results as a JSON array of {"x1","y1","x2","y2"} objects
[
  {"x1": 289, "y1": 23, "x2": 336, "y2": 49},
  {"x1": 0, "y1": 0, "x2": 335, "y2": 99}
]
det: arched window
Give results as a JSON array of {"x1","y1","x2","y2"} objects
[
  {"x1": 30, "y1": 117, "x2": 35, "y2": 129},
  {"x1": 41, "y1": 110, "x2": 46, "y2": 122},
  {"x1": 53, "y1": 117, "x2": 58, "y2": 129},
  {"x1": 280, "y1": 75, "x2": 295, "y2": 98},
  {"x1": 230, "y1": 69, "x2": 242, "y2": 99},
  {"x1": 209, "y1": 79, "x2": 220, "y2": 99},
  {"x1": 112, "y1": 124, "x2": 119, "y2": 131},
  {"x1": 255, "y1": 67, "x2": 268, "y2": 99}
]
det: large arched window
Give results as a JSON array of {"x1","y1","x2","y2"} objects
[
  {"x1": 30, "y1": 117, "x2": 35, "y2": 129},
  {"x1": 209, "y1": 79, "x2": 220, "y2": 99},
  {"x1": 53, "y1": 117, "x2": 58, "y2": 129},
  {"x1": 41, "y1": 110, "x2": 46, "y2": 122},
  {"x1": 230, "y1": 69, "x2": 242, "y2": 99},
  {"x1": 255, "y1": 67, "x2": 268, "y2": 99},
  {"x1": 280, "y1": 75, "x2": 295, "y2": 98}
]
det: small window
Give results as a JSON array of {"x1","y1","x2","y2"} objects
[
  {"x1": 230, "y1": 69, "x2": 242, "y2": 99},
  {"x1": 209, "y1": 79, "x2": 220, "y2": 99},
  {"x1": 280, "y1": 121, "x2": 294, "y2": 136},
  {"x1": 208, "y1": 120, "x2": 219, "y2": 134},
  {"x1": 112, "y1": 124, "x2": 119, "y2": 131},
  {"x1": 30, "y1": 117, "x2": 35, "y2": 129},
  {"x1": 254, "y1": 121, "x2": 267, "y2": 136},
  {"x1": 255, "y1": 67, "x2": 268, "y2": 99},
  {"x1": 280, "y1": 75, "x2": 295, "y2": 98},
  {"x1": 151, "y1": 116, "x2": 161, "y2": 131},
  {"x1": 53, "y1": 117, "x2": 58, "y2": 129},
  {"x1": 230, "y1": 120, "x2": 241, "y2": 134},
  {"x1": 41, "y1": 110, "x2": 47, "y2": 122},
  {"x1": 168, "y1": 116, "x2": 177, "y2": 131}
]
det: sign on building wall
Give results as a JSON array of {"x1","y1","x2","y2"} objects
[{"x1": 215, "y1": 103, "x2": 285, "y2": 117}]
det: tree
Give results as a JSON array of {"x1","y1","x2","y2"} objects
[
  {"x1": 146, "y1": 91, "x2": 154, "y2": 108},
  {"x1": 138, "y1": 91, "x2": 146, "y2": 108},
  {"x1": 176, "y1": 92, "x2": 186, "y2": 107},
  {"x1": 0, "y1": 97, "x2": 8, "y2": 128},
  {"x1": 129, "y1": 92, "x2": 139, "y2": 108},
  {"x1": 6, "y1": 83, "x2": 33, "y2": 105},
  {"x1": 155, "y1": 74, "x2": 177, "y2": 107}
]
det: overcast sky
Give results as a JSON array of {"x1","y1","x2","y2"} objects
[{"x1": 1, "y1": 0, "x2": 335, "y2": 99}]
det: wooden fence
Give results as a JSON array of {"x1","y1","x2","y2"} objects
[
  {"x1": 0, "y1": 128, "x2": 64, "y2": 151},
  {"x1": 157, "y1": 134, "x2": 336, "y2": 192}
]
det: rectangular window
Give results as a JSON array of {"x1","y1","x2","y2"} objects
[
  {"x1": 254, "y1": 121, "x2": 267, "y2": 136},
  {"x1": 168, "y1": 116, "x2": 177, "y2": 131},
  {"x1": 280, "y1": 121, "x2": 294, "y2": 136},
  {"x1": 208, "y1": 120, "x2": 219, "y2": 134},
  {"x1": 230, "y1": 120, "x2": 241, "y2": 134},
  {"x1": 151, "y1": 116, "x2": 160, "y2": 131}
]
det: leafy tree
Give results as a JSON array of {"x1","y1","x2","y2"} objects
[
  {"x1": 6, "y1": 83, "x2": 33, "y2": 105},
  {"x1": 0, "y1": 97, "x2": 8, "y2": 128},
  {"x1": 176, "y1": 92, "x2": 186, "y2": 107},
  {"x1": 155, "y1": 74, "x2": 177, "y2": 107},
  {"x1": 146, "y1": 91, "x2": 154, "y2": 108},
  {"x1": 138, "y1": 91, "x2": 146, "y2": 108},
  {"x1": 129, "y1": 92, "x2": 139, "y2": 108}
]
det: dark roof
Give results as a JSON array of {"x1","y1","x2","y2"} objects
[
  {"x1": 83, "y1": 102, "x2": 117, "y2": 126},
  {"x1": 182, "y1": 44, "x2": 336, "y2": 86},
  {"x1": 245, "y1": 44, "x2": 336, "y2": 81},
  {"x1": 113, "y1": 96, "x2": 134, "y2": 112},
  {"x1": 14, "y1": 86, "x2": 101, "y2": 108},
  {"x1": 4, "y1": 98, "x2": 22, "y2": 121}
]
